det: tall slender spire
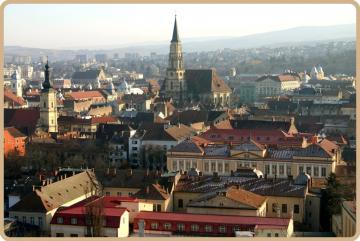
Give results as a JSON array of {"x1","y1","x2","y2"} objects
[
  {"x1": 42, "y1": 58, "x2": 51, "y2": 89},
  {"x1": 171, "y1": 15, "x2": 180, "y2": 43}
]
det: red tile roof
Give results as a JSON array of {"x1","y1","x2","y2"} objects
[
  {"x1": 4, "y1": 108, "x2": 40, "y2": 136},
  {"x1": 51, "y1": 196, "x2": 129, "y2": 228},
  {"x1": 69, "y1": 90, "x2": 104, "y2": 100},
  {"x1": 134, "y1": 211, "x2": 290, "y2": 227},
  {"x1": 4, "y1": 89, "x2": 26, "y2": 106}
]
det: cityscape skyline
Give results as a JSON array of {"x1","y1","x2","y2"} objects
[{"x1": 4, "y1": 4, "x2": 356, "y2": 49}]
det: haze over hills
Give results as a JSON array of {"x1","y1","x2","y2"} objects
[{"x1": 5, "y1": 24, "x2": 355, "y2": 61}]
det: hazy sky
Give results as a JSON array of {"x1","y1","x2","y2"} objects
[{"x1": 4, "y1": 4, "x2": 356, "y2": 49}]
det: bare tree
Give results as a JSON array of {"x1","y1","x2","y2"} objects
[{"x1": 83, "y1": 170, "x2": 105, "y2": 237}]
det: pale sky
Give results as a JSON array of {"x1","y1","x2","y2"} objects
[{"x1": 4, "y1": 4, "x2": 356, "y2": 49}]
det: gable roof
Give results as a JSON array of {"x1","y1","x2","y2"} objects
[
  {"x1": 168, "y1": 140, "x2": 203, "y2": 153},
  {"x1": 294, "y1": 144, "x2": 333, "y2": 158},
  {"x1": 134, "y1": 184, "x2": 170, "y2": 200},
  {"x1": 256, "y1": 73, "x2": 300, "y2": 82},
  {"x1": 166, "y1": 110, "x2": 227, "y2": 125},
  {"x1": 186, "y1": 69, "x2": 231, "y2": 94},
  {"x1": 10, "y1": 170, "x2": 98, "y2": 213}
]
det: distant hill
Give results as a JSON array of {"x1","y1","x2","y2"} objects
[{"x1": 5, "y1": 24, "x2": 355, "y2": 60}]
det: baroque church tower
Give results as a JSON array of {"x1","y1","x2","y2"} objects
[
  {"x1": 162, "y1": 16, "x2": 186, "y2": 105},
  {"x1": 39, "y1": 61, "x2": 58, "y2": 133}
]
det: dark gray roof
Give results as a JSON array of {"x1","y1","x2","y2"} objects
[
  {"x1": 294, "y1": 144, "x2": 332, "y2": 158},
  {"x1": 72, "y1": 70, "x2": 100, "y2": 80},
  {"x1": 171, "y1": 16, "x2": 180, "y2": 43},
  {"x1": 168, "y1": 140, "x2": 203, "y2": 153},
  {"x1": 175, "y1": 175, "x2": 307, "y2": 198}
]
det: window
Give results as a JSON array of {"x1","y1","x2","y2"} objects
[
  {"x1": 299, "y1": 166, "x2": 304, "y2": 174},
  {"x1": 30, "y1": 217, "x2": 34, "y2": 225},
  {"x1": 233, "y1": 226, "x2": 240, "y2": 232},
  {"x1": 218, "y1": 163, "x2": 223, "y2": 173},
  {"x1": 164, "y1": 223, "x2": 172, "y2": 230},
  {"x1": 272, "y1": 164, "x2": 277, "y2": 175},
  {"x1": 22, "y1": 216, "x2": 26, "y2": 223},
  {"x1": 272, "y1": 203, "x2": 278, "y2": 213},
  {"x1": 173, "y1": 160, "x2": 178, "y2": 170},
  {"x1": 252, "y1": 163, "x2": 257, "y2": 168},
  {"x1": 294, "y1": 204, "x2": 300, "y2": 214},
  {"x1": 43, "y1": 102, "x2": 46, "y2": 108},
  {"x1": 211, "y1": 162, "x2": 216, "y2": 172},
  {"x1": 219, "y1": 225, "x2": 226, "y2": 233},
  {"x1": 177, "y1": 223, "x2": 185, "y2": 232},
  {"x1": 132, "y1": 140, "x2": 137, "y2": 144},
  {"x1": 106, "y1": 192, "x2": 110, "y2": 196},
  {"x1": 186, "y1": 161, "x2": 190, "y2": 170},
  {"x1": 191, "y1": 224, "x2": 199, "y2": 232},
  {"x1": 157, "y1": 204, "x2": 161, "y2": 211},
  {"x1": 244, "y1": 162, "x2": 249, "y2": 168},
  {"x1": 14, "y1": 216, "x2": 18, "y2": 221},
  {"x1": 151, "y1": 222, "x2": 158, "y2": 229},
  {"x1": 287, "y1": 166, "x2": 291, "y2": 175},
  {"x1": 70, "y1": 234, "x2": 78, "y2": 237},
  {"x1": 314, "y1": 167, "x2": 319, "y2": 177},
  {"x1": 282, "y1": 204, "x2": 287, "y2": 213},
  {"x1": 306, "y1": 166, "x2": 312, "y2": 175},
  {"x1": 57, "y1": 217, "x2": 63, "y2": 224},
  {"x1": 275, "y1": 233, "x2": 279, "y2": 237},
  {"x1": 267, "y1": 233, "x2": 271, "y2": 237},
  {"x1": 132, "y1": 147, "x2": 138, "y2": 151},
  {"x1": 117, "y1": 192, "x2": 122, "y2": 196},
  {"x1": 279, "y1": 165, "x2": 284, "y2": 175},
  {"x1": 265, "y1": 164, "x2": 270, "y2": 174},
  {"x1": 205, "y1": 225, "x2": 212, "y2": 232},
  {"x1": 178, "y1": 199, "x2": 183, "y2": 208},
  {"x1": 321, "y1": 167, "x2": 326, "y2": 177},
  {"x1": 204, "y1": 162, "x2": 209, "y2": 172},
  {"x1": 71, "y1": 218, "x2": 77, "y2": 225},
  {"x1": 56, "y1": 233, "x2": 64, "y2": 237}
]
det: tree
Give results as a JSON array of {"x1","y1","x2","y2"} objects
[{"x1": 83, "y1": 172, "x2": 104, "y2": 237}]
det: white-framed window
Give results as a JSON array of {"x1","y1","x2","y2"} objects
[
  {"x1": 211, "y1": 162, "x2": 216, "y2": 172},
  {"x1": 151, "y1": 222, "x2": 158, "y2": 229},
  {"x1": 173, "y1": 160, "x2": 177, "y2": 170},
  {"x1": 71, "y1": 217, "x2": 77, "y2": 225},
  {"x1": 204, "y1": 162, "x2": 209, "y2": 172},
  {"x1": 177, "y1": 223, "x2": 185, "y2": 232},
  {"x1": 57, "y1": 217, "x2": 63, "y2": 224},
  {"x1": 314, "y1": 166, "x2": 319, "y2": 177},
  {"x1": 164, "y1": 223, "x2": 171, "y2": 230},
  {"x1": 321, "y1": 167, "x2": 326, "y2": 177},
  {"x1": 298, "y1": 165, "x2": 304, "y2": 174},
  {"x1": 219, "y1": 225, "x2": 226, "y2": 233},
  {"x1": 191, "y1": 224, "x2": 199, "y2": 232},
  {"x1": 279, "y1": 165, "x2": 284, "y2": 175},
  {"x1": 205, "y1": 225, "x2": 212, "y2": 232},
  {"x1": 218, "y1": 163, "x2": 223, "y2": 173},
  {"x1": 272, "y1": 164, "x2": 277, "y2": 175},
  {"x1": 224, "y1": 162, "x2": 230, "y2": 172}
]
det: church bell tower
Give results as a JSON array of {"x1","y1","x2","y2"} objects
[
  {"x1": 39, "y1": 60, "x2": 58, "y2": 133},
  {"x1": 162, "y1": 16, "x2": 186, "y2": 105}
]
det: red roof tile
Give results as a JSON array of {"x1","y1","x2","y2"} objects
[
  {"x1": 4, "y1": 89, "x2": 26, "y2": 106},
  {"x1": 69, "y1": 90, "x2": 104, "y2": 100}
]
